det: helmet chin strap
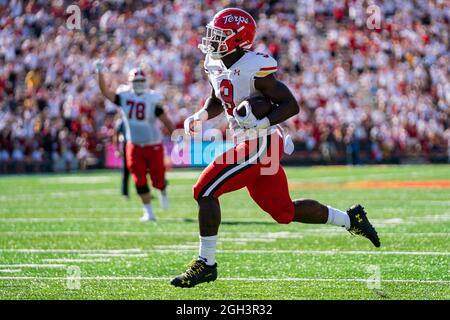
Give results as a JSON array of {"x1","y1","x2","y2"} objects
[
  {"x1": 220, "y1": 47, "x2": 237, "y2": 58},
  {"x1": 210, "y1": 47, "x2": 237, "y2": 60}
]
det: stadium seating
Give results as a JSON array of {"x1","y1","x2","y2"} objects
[{"x1": 0, "y1": 0, "x2": 448, "y2": 173}]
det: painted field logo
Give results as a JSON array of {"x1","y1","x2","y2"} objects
[{"x1": 223, "y1": 14, "x2": 248, "y2": 25}]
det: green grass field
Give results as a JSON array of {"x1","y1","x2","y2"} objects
[{"x1": 0, "y1": 165, "x2": 449, "y2": 300}]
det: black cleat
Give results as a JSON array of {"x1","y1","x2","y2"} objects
[
  {"x1": 347, "y1": 204, "x2": 381, "y2": 247},
  {"x1": 170, "y1": 258, "x2": 218, "y2": 288}
]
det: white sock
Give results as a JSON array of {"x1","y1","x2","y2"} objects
[
  {"x1": 199, "y1": 235, "x2": 217, "y2": 266},
  {"x1": 159, "y1": 189, "x2": 169, "y2": 210},
  {"x1": 327, "y1": 206, "x2": 351, "y2": 230},
  {"x1": 143, "y1": 203, "x2": 155, "y2": 218}
]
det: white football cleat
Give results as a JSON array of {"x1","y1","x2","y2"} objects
[
  {"x1": 140, "y1": 213, "x2": 156, "y2": 222},
  {"x1": 159, "y1": 190, "x2": 169, "y2": 210}
]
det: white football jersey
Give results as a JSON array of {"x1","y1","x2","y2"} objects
[
  {"x1": 204, "y1": 51, "x2": 277, "y2": 118},
  {"x1": 204, "y1": 51, "x2": 296, "y2": 154},
  {"x1": 115, "y1": 85, "x2": 164, "y2": 145}
]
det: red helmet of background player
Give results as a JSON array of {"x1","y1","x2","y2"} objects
[
  {"x1": 199, "y1": 8, "x2": 256, "y2": 60},
  {"x1": 128, "y1": 68, "x2": 147, "y2": 95}
]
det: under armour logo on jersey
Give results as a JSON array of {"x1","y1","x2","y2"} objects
[
  {"x1": 233, "y1": 69, "x2": 240, "y2": 76},
  {"x1": 222, "y1": 14, "x2": 249, "y2": 25}
]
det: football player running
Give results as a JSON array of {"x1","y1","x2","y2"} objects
[
  {"x1": 171, "y1": 8, "x2": 381, "y2": 288},
  {"x1": 96, "y1": 62, "x2": 174, "y2": 221}
]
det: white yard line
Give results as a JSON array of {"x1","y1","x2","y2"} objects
[
  {"x1": 0, "y1": 232, "x2": 286, "y2": 241},
  {"x1": 0, "y1": 230, "x2": 447, "y2": 239},
  {"x1": 220, "y1": 238, "x2": 277, "y2": 243},
  {"x1": 79, "y1": 253, "x2": 148, "y2": 258},
  {"x1": 153, "y1": 245, "x2": 198, "y2": 250},
  {"x1": 41, "y1": 259, "x2": 111, "y2": 263},
  {"x1": 0, "y1": 189, "x2": 118, "y2": 201},
  {"x1": 28, "y1": 172, "x2": 198, "y2": 184},
  {"x1": 0, "y1": 231, "x2": 152, "y2": 236},
  {"x1": 0, "y1": 249, "x2": 143, "y2": 253},
  {"x1": 0, "y1": 264, "x2": 65, "y2": 268},
  {"x1": 0, "y1": 209, "x2": 141, "y2": 215},
  {"x1": 0, "y1": 248, "x2": 448, "y2": 256},
  {"x1": 0, "y1": 269, "x2": 22, "y2": 273},
  {"x1": 143, "y1": 249, "x2": 450, "y2": 256},
  {"x1": 0, "y1": 208, "x2": 251, "y2": 214},
  {"x1": 0, "y1": 214, "x2": 448, "y2": 223},
  {"x1": 222, "y1": 278, "x2": 450, "y2": 284},
  {"x1": 0, "y1": 276, "x2": 448, "y2": 284},
  {"x1": 215, "y1": 249, "x2": 450, "y2": 256}
]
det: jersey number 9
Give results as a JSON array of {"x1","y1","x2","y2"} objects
[{"x1": 220, "y1": 79, "x2": 235, "y2": 115}]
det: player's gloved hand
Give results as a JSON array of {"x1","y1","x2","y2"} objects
[
  {"x1": 184, "y1": 109, "x2": 208, "y2": 135},
  {"x1": 173, "y1": 133, "x2": 185, "y2": 153},
  {"x1": 94, "y1": 59, "x2": 104, "y2": 74},
  {"x1": 227, "y1": 116, "x2": 245, "y2": 143},
  {"x1": 284, "y1": 134, "x2": 294, "y2": 155},
  {"x1": 233, "y1": 101, "x2": 270, "y2": 130}
]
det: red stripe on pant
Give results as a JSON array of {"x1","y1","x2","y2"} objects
[{"x1": 193, "y1": 131, "x2": 294, "y2": 224}]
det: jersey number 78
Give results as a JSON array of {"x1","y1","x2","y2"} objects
[{"x1": 126, "y1": 100, "x2": 146, "y2": 120}]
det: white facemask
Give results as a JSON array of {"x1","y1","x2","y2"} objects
[
  {"x1": 198, "y1": 25, "x2": 232, "y2": 59},
  {"x1": 132, "y1": 80, "x2": 147, "y2": 95}
]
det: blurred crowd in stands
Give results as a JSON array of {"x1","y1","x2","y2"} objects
[{"x1": 0, "y1": 0, "x2": 449, "y2": 173}]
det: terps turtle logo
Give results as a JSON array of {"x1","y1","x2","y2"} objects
[{"x1": 222, "y1": 14, "x2": 249, "y2": 25}]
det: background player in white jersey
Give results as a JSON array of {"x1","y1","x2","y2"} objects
[{"x1": 95, "y1": 61, "x2": 174, "y2": 221}]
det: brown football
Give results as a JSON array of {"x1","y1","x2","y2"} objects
[{"x1": 236, "y1": 96, "x2": 274, "y2": 119}]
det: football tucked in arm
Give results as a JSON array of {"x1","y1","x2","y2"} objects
[{"x1": 235, "y1": 96, "x2": 275, "y2": 120}]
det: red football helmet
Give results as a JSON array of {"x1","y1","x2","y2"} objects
[{"x1": 199, "y1": 8, "x2": 257, "y2": 59}]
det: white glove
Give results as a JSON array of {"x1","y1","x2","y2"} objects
[
  {"x1": 284, "y1": 134, "x2": 294, "y2": 155},
  {"x1": 184, "y1": 109, "x2": 208, "y2": 135},
  {"x1": 228, "y1": 116, "x2": 246, "y2": 143},
  {"x1": 233, "y1": 101, "x2": 270, "y2": 130},
  {"x1": 95, "y1": 59, "x2": 104, "y2": 74},
  {"x1": 173, "y1": 133, "x2": 185, "y2": 153}
]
